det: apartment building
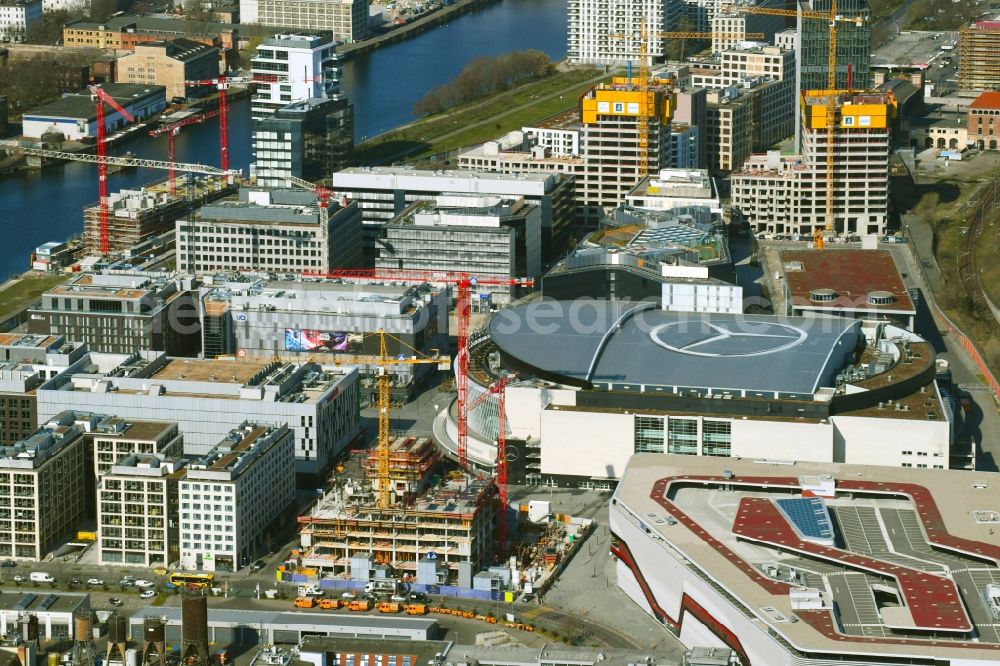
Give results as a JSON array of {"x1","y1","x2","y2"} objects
[
  {"x1": 705, "y1": 87, "x2": 753, "y2": 172},
  {"x1": 253, "y1": 97, "x2": 354, "y2": 188},
  {"x1": 251, "y1": 0, "x2": 367, "y2": 42},
  {"x1": 0, "y1": 413, "x2": 86, "y2": 560},
  {"x1": 688, "y1": 44, "x2": 796, "y2": 168},
  {"x1": 86, "y1": 416, "x2": 182, "y2": 478},
  {"x1": 959, "y1": 21, "x2": 1000, "y2": 91},
  {"x1": 329, "y1": 167, "x2": 575, "y2": 263},
  {"x1": 732, "y1": 91, "x2": 895, "y2": 236},
  {"x1": 671, "y1": 124, "x2": 700, "y2": 168},
  {"x1": 36, "y1": 352, "x2": 361, "y2": 479},
  {"x1": 98, "y1": 455, "x2": 185, "y2": 567},
  {"x1": 0, "y1": 0, "x2": 40, "y2": 42},
  {"x1": 567, "y1": 0, "x2": 679, "y2": 66},
  {"x1": 199, "y1": 276, "x2": 447, "y2": 400},
  {"x1": 672, "y1": 88, "x2": 707, "y2": 168},
  {"x1": 28, "y1": 272, "x2": 201, "y2": 357},
  {"x1": 176, "y1": 189, "x2": 363, "y2": 275},
  {"x1": 250, "y1": 34, "x2": 342, "y2": 119},
  {"x1": 0, "y1": 335, "x2": 85, "y2": 447},
  {"x1": 459, "y1": 80, "x2": 673, "y2": 224},
  {"x1": 116, "y1": 39, "x2": 219, "y2": 100},
  {"x1": 376, "y1": 195, "x2": 541, "y2": 306},
  {"x1": 179, "y1": 423, "x2": 295, "y2": 572},
  {"x1": 967, "y1": 90, "x2": 1000, "y2": 149}
]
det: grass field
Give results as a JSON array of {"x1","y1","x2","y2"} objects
[
  {"x1": 353, "y1": 68, "x2": 607, "y2": 165},
  {"x1": 0, "y1": 272, "x2": 69, "y2": 319},
  {"x1": 899, "y1": 155, "x2": 1000, "y2": 373}
]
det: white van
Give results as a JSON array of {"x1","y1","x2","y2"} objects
[{"x1": 29, "y1": 572, "x2": 55, "y2": 583}]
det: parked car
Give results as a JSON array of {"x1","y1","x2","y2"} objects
[
  {"x1": 0, "y1": 560, "x2": 15, "y2": 568},
  {"x1": 87, "y1": 578, "x2": 105, "y2": 586},
  {"x1": 134, "y1": 579, "x2": 154, "y2": 589},
  {"x1": 139, "y1": 590, "x2": 156, "y2": 599},
  {"x1": 390, "y1": 594, "x2": 407, "y2": 603},
  {"x1": 69, "y1": 577, "x2": 81, "y2": 586},
  {"x1": 109, "y1": 597, "x2": 124, "y2": 607},
  {"x1": 29, "y1": 572, "x2": 55, "y2": 583},
  {"x1": 340, "y1": 591, "x2": 358, "y2": 599},
  {"x1": 12, "y1": 574, "x2": 25, "y2": 583}
]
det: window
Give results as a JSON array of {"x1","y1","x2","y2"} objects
[
  {"x1": 702, "y1": 420, "x2": 731, "y2": 457},
  {"x1": 634, "y1": 416, "x2": 663, "y2": 453},
  {"x1": 667, "y1": 419, "x2": 698, "y2": 455}
]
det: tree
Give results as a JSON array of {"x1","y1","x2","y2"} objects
[
  {"x1": 184, "y1": 0, "x2": 215, "y2": 22},
  {"x1": 89, "y1": 0, "x2": 118, "y2": 23},
  {"x1": 412, "y1": 49, "x2": 553, "y2": 117}
]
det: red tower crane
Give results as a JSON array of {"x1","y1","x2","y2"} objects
[
  {"x1": 90, "y1": 84, "x2": 134, "y2": 255},
  {"x1": 302, "y1": 268, "x2": 534, "y2": 470},
  {"x1": 467, "y1": 374, "x2": 514, "y2": 559},
  {"x1": 148, "y1": 108, "x2": 221, "y2": 195},
  {"x1": 184, "y1": 76, "x2": 254, "y2": 171}
]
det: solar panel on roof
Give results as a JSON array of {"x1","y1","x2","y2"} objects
[
  {"x1": 775, "y1": 497, "x2": 835, "y2": 543},
  {"x1": 39, "y1": 594, "x2": 58, "y2": 610}
]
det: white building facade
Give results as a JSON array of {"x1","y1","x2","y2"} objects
[
  {"x1": 179, "y1": 423, "x2": 295, "y2": 572},
  {"x1": 98, "y1": 455, "x2": 185, "y2": 567},
  {"x1": 0, "y1": 0, "x2": 41, "y2": 42},
  {"x1": 567, "y1": 0, "x2": 680, "y2": 66},
  {"x1": 249, "y1": 34, "x2": 341, "y2": 120}
]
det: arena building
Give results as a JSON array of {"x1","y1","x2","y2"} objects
[
  {"x1": 610, "y1": 454, "x2": 1000, "y2": 665},
  {"x1": 433, "y1": 300, "x2": 956, "y2": 486}
]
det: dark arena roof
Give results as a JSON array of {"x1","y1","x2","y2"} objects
[{"x1": 487, "y1": 301, "x2": 863, "y2": 397}]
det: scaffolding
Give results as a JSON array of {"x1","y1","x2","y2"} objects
[
  {"x1": 82, "y1": 176, "x2": 238, "y2": 254},
  {"x1": 959, "y1": 22, "x2": 1000, "y2": 91},
  {"x1": 297, "y1": 472, "x2": 496, "y2": 582}
]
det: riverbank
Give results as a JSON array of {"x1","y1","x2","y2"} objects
[
  {"x1": 338, "y1": 0, "x2": 501, "y2": 58},
  {"x1": 353, "y1": 66, "x2": 607, "y2": 165}
]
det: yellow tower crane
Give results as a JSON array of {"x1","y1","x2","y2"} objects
[
  {"x1": 723, "y1": 3, "x2": 865, "y2": 237},
  {"x1": 610, "y1": 28, "x2": 766, "y2": 177},
  {"x1": 373, "y1": 329, "x2": 451, "y2": 510}
]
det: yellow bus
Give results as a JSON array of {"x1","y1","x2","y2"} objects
[{"x1": 167, "y1": 572, "x2": 215, "y2": 589}]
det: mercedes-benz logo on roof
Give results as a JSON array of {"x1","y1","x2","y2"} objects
[{"x1": 649, "y1": 320, "x2": 808, "y2": 358}]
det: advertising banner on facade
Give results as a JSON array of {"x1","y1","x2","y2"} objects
[{"x1": 284, "y1": 329, "x2": 362, "y2": 353}]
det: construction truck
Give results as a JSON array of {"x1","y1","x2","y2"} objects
[{"x1": 293, "y1": 597, "x2": 315, "y2": 608}]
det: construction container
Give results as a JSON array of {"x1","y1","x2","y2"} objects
[
  {"x1": 348, "y1": 600, "x2": 372, "y2": 612},
  {"x1": 405, "y1": 603, "x2": 428, "y2": 615},
  {"x1": 376, "y1": 602, "x2": 401, "y2": 614},
  {"x1": 293, "y1": 597, "x2": 315, "y2": 608}
]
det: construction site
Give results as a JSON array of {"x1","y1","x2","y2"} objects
[
  {"x1": 81, "y1": 177, "x2": 239, "y2": 255},
  {"x1": 297, "y1": 437, "x2": 498, "y2": 583}
]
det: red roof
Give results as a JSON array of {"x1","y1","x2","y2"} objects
[
  {"x1": 973, "y1": 20, "x2": 1000, "y2": 29},
  {"x1": 732, "y1": 496, "x2": 972, "y2": 632},
  {"x1": 644, "y1": 474, "x2": 1000, "y2": 650},
  {"x1": 782, "y1": 249, "x2": 914, "y2": 313},
  {"x1": 970, "y1": 91, "x2": 1000, "y2": 110}
]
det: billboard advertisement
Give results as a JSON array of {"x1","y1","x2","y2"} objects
[{"x1": 284, "y1": 329, "x2": 362, "y2": 353}]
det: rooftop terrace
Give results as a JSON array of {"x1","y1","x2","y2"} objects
[{"x1": 614, "y1": 455, "x2": 1000, "y2": 660}]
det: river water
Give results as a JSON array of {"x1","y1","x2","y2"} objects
[{"x1": 0, "y1": 0, "x2": 567, "y2": 279}]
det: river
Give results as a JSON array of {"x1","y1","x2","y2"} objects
[{"x1": 0, "y1": 0, "x2": 567, "y2": 279}]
